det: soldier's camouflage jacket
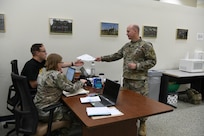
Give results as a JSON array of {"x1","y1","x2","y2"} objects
[
  {"x1": 101, "y1": 38, "x2": 157, "y2": 81},
  {"x1": 34, "y1": 69, "x2": 83, "y2": 120}
]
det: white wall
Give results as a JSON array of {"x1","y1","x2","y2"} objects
[{"x1": 0, "y1": 0, "x2": 204, "y2": 116}]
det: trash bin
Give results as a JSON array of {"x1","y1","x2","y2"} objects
[{"x1": 148, "y1": 70, "x2": 162, "y2": 101}]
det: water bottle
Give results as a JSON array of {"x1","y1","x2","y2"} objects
[
  {"x1": 91, "y1": 61, "x2": 95, "y2": 76},
  {"x1": 99, "y1": 73, "x2": 105, "y2": 84}
]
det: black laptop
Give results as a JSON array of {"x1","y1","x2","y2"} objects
[
  {"x1": 91, "y1": 79, "x2": 121, "y2": 107},
  {"x1": 66, "y1": 67, "x2": 75, "y2": 82}
]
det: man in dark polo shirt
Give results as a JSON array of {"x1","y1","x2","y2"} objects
[{"x1": 21, "y1": 43, "x2": 84, "y2": 91}]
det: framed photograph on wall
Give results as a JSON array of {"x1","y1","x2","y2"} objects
[
  {"x1": 176, "y1": 29, "x2": 188, "y2": 40},
  {"x1": 0, "y1": 14, "x2": 5, "y2": 32},
  {"x1": 100, "y1": 22, "x2": 118, "y2": 36},
  {"x1": 49, "y1": 18, "x2": 72, "y2": 34},
  {"x1": 143, "y1": 26, "x2": 157, "y2": 38}
]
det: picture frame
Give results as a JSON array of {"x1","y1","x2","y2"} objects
[
  {"x1": 143, "y1": 26, "x2": 157, "y2": 38},
  {"x1": 176, "y1": 29, "x2": 188, "y2": 40},
  {"x1": 0, "y1": 14, "x2": 5, "y2": 32},
  {"x1": 100, "y1": 22, "x2": 118, "y2": 36},
  {"x1": 49, "y1": 18, "x2": 72, "y2": 34}
]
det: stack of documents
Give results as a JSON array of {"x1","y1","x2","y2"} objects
[
  {"x1": 86, "y1": 107, "x2": 111, "y2": 117},
  {"x1": 80, "y1": 96, "x2": 101, "y2": 103},
  {"x1": 63, "y1": 88, "x2": 89, "y2": 97},
  {"x1": 86, "y1": 106, "x2": 124, "y2": 119}
]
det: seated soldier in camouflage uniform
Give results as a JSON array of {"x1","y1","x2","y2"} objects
[{"x1": 34, "y1": 53, "x2": 86, "y2": 135}]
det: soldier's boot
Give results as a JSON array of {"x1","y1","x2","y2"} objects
[{"x1": 138, "y1": 121, "x2": 146, "y2": 136}]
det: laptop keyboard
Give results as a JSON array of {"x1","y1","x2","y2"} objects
[{"x1": 100, "y1": 96, "x2": 113, "y2": 105}]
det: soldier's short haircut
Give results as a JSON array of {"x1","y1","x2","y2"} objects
[
  {"x1": 132, "y1": 25, "x2": 140, "y2": 33},
  {"x1": 30, "y1": 43, "x2": 43, "y2": 55}
]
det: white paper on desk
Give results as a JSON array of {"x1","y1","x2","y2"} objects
[
  {"x1": 86, "y1": 107, "x2": 111, "y2": 117},
  {"x1": 63, "y1": 88, "x2": 89, "y2": 97},
  {"x1": 108, "y1": 107, "x2": 123, "y2": 115},
  {"x1": 91, "y1": 106, "x2": 124, "y2": 119},
  {"x1": 80, "y1": 96, "x2": 101, "y2": 103},
  {"x1": 77, "y1": 54, "x2": 95, "y2": 61}
]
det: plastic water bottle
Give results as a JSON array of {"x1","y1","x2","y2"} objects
[
  {"x1": 91, "y1": 61, "x2": 95, "y2": 76},
  {"x1": 99, "y1": 73, "x2": 105, "y2": 84}
]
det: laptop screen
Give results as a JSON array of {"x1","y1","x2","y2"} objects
[
  {"x1": 80, "y1": 67, "x2": 89, "y2": 77},
  {"x1": 66, "y1": 67, "x2": 75, "y2": 81},
  {"x1": 103, "y1": 79, "x2": 121, "y2": 102}
]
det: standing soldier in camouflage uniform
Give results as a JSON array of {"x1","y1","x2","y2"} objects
[
  {"x1": 34, "y1": 53, "x2": 86, "y2": 135},
  {"x1": 95, "y1": 24, "x2": 157, "y2": 136}
]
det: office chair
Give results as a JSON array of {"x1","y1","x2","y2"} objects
[
  {"x1": 11, "y1": 72, "x2": 70, "y2": 136},
  {"x1": 4, "y1": 59, "x2": 20, "y2": 136}
]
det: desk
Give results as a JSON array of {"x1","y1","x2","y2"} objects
[
  {"x1": 62, "y1": 87, "x2": 173, "y2": 136},
  {"x1": 159, "y1": 70, "x2": 204, "y2": 104}
]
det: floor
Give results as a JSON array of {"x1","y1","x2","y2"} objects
[
  {"x1": 147, "y1": 100, "x2": 204, "y2": 136},
  {"x1": 1, "y1": 122, "x2": 16, "y2": 136}
]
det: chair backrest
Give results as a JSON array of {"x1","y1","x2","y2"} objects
[
  {"x1": 11, "y1": 59, "x2": 19, "y2": 75},
  {"x1": 11, "y1": 72, "x2": 38, "y2": 135},
  {"x1": 7, "y1": 60, "x2": 20, "y2": 112}
]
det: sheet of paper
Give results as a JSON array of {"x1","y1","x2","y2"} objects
[
  {"x1": 91, "y1": 106, "x2": 124, "y2": 119},
  {"x1": 77, "y1": 54, "x2": 95, "y2": 61},
  {"x1": 63, "y1": 88, "x2": 89, "y2": 97},
  {"x1": 86, "y1": 107, "x2": 111, "y2": 117},
  {"x1": 108, "y1": 107, "x2": 123, "y2": 115},
  {"x1": 80, "y1": 96, "x2": 101, "y2": 103}
]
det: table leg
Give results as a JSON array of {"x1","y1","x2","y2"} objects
[{"x1": 159, "y1": 75, "x2": 169, "y2": 103}]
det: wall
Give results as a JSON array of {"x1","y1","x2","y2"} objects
[
  {"x1": 197, "y1": 1, "x2": 204, "y2": 8},
  {"x1": 0, "y1": 0, "x2": 204, "y2": 116}
]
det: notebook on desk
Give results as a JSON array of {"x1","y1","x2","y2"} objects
[
  {"x1": 91, "y1": 79, "x2": 121, "y2": 107},
  {"x1": 66, "y1": 67, "x2": 75, "y2": 82}
]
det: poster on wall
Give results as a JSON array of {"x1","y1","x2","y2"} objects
[
  {"x1": 49, "y1": 18, "x2": 72, "y2": 34},
  {"x1": 143, "y1": 26, "x2": 157, "y2": 38},
  {"x1": 0, "y1": 14, "x2": 5, "y2": 32},
  {"x1": 100, "y1": 22, "x2": 118, "y2": 36},
  {"x1": 176, "y1": 29, "x2": 188, "y2": 40}
]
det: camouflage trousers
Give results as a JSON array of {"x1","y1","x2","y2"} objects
[
  {"x1": 123, "y1": 78, "x2": 148, "y2": 122},
  {"x1": 123, "y1": 78, "x2": 148, "y2": 96},
  {"x1": 39, "y1": 105, "x2": 71, "y2": 123}
]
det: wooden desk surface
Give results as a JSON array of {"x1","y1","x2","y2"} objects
[{"x1": 62, "y1": 87, "x2": 173, "y2": 128}]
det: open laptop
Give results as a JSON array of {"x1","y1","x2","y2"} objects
[
  {"x1": 91, "y1": 79, "x2": 121, "y2": 107},
  {"x1": 66, "y1": 67, "x2": 75, "y2": 82}
]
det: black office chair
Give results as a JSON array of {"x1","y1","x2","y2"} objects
[
  {"x1": 11, "y1": 72, "x2": 69, "y2": 136},
  {"x1": 4, "y1": 60, "x2": 20, "y2": 136}
]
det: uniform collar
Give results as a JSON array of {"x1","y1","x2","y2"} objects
[{"x1": 131, "y1": 37, "x2": 142, "y2": 43}]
